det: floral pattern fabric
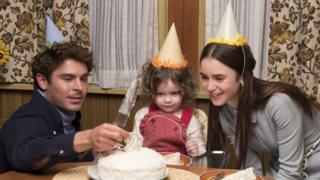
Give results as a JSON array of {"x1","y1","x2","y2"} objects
[
  {"x1": 268, "y1": 0, "x2": 320, "y2": 106},
  {"x1": 0, "y1": 0, "x2": 89, "y2": 83}
]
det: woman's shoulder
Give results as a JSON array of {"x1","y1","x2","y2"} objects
[
  {"x1": 267, "y1": 93, "x2": 296, "y2": 107},
  {"x1": 264, "y1": 93, "x2": 303, "y2": 117}
]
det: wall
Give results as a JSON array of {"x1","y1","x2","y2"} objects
[{"x1": 0, "y1": 87, "x2": 210, "y2": 131}]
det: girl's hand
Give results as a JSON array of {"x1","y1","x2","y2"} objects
[{"x1": 186, "y1": 140, "x2": 199, "y2": 157}]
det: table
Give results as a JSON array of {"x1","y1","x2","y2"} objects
[
  {"x1": 0, "y1": 162, "x2": 217, "y2": 180},
  {"x1": 0, "y1": 152, "x2": 231, "y2": 180},
  {"x1": 191, "y1": 151, "x2": 230, "y2": 168}
]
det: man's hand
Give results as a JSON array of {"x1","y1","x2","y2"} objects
[
  {"x1": 73, "y1": 123, "x2": 129, "y2": 153},
  {"x1": 90, "y1": 123, "x2": 129, "y2": 152}
]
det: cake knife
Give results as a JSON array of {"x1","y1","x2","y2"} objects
[
  {"x1": 114, "y1": 73, "x2": 141, "y2": 127},
  {"x1": 93, "y1": 73, "x2": 141, "y2": 163}
]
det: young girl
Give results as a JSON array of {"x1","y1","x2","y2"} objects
[{"x1": 132, "y1": 24, "x2": 207, "y2": 157}]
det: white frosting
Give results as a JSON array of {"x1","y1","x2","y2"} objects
[
  {"x1": 97, "y1": 147, "x2": 168, "y2": 180},
  {"x1": 123, "y1": 133, "x2": 140, "y2": 151}
]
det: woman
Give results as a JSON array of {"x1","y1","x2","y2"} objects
[{"x1": 199, "y1": 42, "x2": 320, "y2": 179}]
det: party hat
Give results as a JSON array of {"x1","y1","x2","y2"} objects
[
  {"x1": 209, "y1": 1, "x2": 247, "y2": 46},
  {"x1": 152, "y1": 23, "x2": 188, "y2": 69},
  {"x1": 45, "y1": 16, "x2": 65, "y2": 43}
]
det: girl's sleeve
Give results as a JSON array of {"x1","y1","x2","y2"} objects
[
  {"x1": 187, "y1": 116, "x2": 206, "y2": 156},
  {"x1": 132, "y1": 107, "x2": 148, "y2": 146}
]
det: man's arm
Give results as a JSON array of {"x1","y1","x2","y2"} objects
[
  {"x1": 24, "y1": 123, "x2": 129, "y2": 170},
  {"x1": 3, "y1": 118, "x2": 127, "y2": 172}
]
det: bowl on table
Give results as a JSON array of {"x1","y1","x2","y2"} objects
[
  {"x1": 200, "y1": 169, "x2": 263, "y2": 180},
  {"x1": 160, "y1": 152, "x2": 192, "y2": 166}
]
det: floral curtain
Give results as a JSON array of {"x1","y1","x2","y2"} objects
[
  {"x1": 268, "y1": 0, "x2": 320, "y2": 106},
  {"x1": 0, "y1": 0, "x2": 89, "y2": 83}
]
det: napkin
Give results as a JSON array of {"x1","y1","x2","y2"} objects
[
  {"x1": 223, "y1": 167, "x2": 256, "y2": 180},
  {"x1": 163, "y1": 152, "x2": 181, "y2": 165}
]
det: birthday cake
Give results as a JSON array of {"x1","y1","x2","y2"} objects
[{"x1": 97, "y1": 135, "x2": 168, "y2": 180}]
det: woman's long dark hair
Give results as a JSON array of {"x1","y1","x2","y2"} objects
[{"x1": 201, "y1": 43, "x2": 316, "y2": 168}]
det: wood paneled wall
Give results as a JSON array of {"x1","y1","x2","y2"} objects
[
  {"x1": 0, "y1": 89, "x2": 210, "y2": 132},
  {"x1": 168, "y1": 0, "x2": 199, "y2": 77},
  {"x1": 0, "y1": 89, "x2": 241, "y2": 168}
]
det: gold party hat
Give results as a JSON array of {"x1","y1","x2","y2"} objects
[
  {"x1": 152, "y1": 23, "x2": 188, "y2": 69},
  {"x1": 209, "y1": 1, "x2": 247, "y2": 46}
]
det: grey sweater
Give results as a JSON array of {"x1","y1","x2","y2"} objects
[{"x1": 219, "y1": 93, "x2": 320, "y2": 180}]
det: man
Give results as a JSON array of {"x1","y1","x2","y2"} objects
[{"x1": 0, "y1": 42, "x2": 128, "y2": 173}]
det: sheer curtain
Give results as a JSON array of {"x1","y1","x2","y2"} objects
[
  {"x1": 205, "y1": 0, "x2": 270, "y2": 78},
  {"x1": 89, "y1": 0, "x2": 158, "y2": 88}
]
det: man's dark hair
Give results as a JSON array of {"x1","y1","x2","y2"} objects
[{"x1": 32, "y1": 41, "x2": 93, "y2": 90}]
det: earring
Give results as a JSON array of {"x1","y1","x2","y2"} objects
[{"x1": 240, "y1": 79, "x2": 244, "y2": 87}]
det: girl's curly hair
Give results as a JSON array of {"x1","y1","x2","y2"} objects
[{"x1": 140, "y1": 62, "x2": 196, "y2": 108}]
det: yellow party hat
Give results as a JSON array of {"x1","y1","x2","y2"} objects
[
  {"x1": 152, "y1": 23, "x2": 188, "y2": 69},
  {"x1": 209, "y1": 1, "x2": 247, "y2": 46}
]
